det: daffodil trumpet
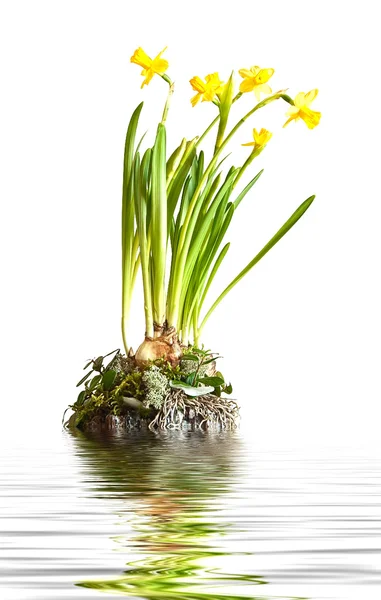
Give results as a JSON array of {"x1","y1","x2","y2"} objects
[{"x1": 121, "y1": 47, "x2": 319, "y2": 364}]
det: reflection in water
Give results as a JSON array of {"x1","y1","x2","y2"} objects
[
  {"x1": 68, "y1": 430, "x2": 288, "y2": 599},
  {"x1": 2, "y1": 431, "x2": 379, "y2": 599}
]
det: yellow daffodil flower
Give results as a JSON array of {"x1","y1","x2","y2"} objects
[
  {"x1": 242, "y1": 128, "x2": 273, "y2": 149},
  {"x1": 130, "y1": 46, "x2": 169, "y2": 88},
  {"x1": 238, "y1": 66, "x2": 275, "y2": 100},
  {"x1": 283, "y1": 89, "x2": 321, "y2": 129},
  {"x1": 189, "y1": 73, "x2": 224, "y2": 107}
]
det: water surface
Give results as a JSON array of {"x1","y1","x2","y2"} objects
[{"x1": 1, "y1": 429, "x2": 380, "y2": 599}]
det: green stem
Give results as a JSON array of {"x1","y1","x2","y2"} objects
[
  {"x1": 196, "y1": 116, "x2": 219, "y2": 147},
  {"x1": 192, "y1": 308, "x2": 198, "y2": 348},
  {"x1": 222, "y1": 93, "x2": 293, "y2": 151},
  {"x1": 161, "y1": 81, "x2": 175, "y2": 124},
  {"x1": 232, "y1": 146, "x2": 262, "y2": 191},
  {"x1": 121, "y1": 315, "x2": 129, "y2": 356},
  {"x1": 195, "y1": 93, "x2": 242, "y2": 148}
]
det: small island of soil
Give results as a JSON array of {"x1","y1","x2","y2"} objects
[{"x1": 65, "y1": 349, "x2": 239, "y2": 433}]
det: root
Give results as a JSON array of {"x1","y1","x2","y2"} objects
[{"x1": 148, "y1": 389, "x2": 239, "y2": 431}]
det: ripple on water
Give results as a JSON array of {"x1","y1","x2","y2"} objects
[{"x1": 0, "y1": 429, "x2": 381, "y2": 600}]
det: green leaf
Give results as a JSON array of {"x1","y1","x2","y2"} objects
[
  {"x1": 215, "y1": 72, "x2": 234, "y2": 150},
  {"x1": 92, "y1": 356, "x2": 104, "y2": 372},
  {"x1": 169, "y1": 381, "x2": 214, "y2": 397},
  {"x1": 76, "y1": 390, "x2": 87, "y2": 406},
  {"x1": 134, "y1": 151, "x2": 154, "y2": 337},
  {"x1": 167, "y1": 140, "x2": 197, "y2": 234},
  {"x1": 233, "y1": 169, "x2": 263, "y2": 209},
  {"x1": 224, "y1": 383, "x2": 233, "y2": 394},
  {"x1": 123, "y1": 102, "x2": 143, "y2": 195},
  {"x1": 102, "y1": 370, "x2": 117, "y2": 391},
  {"x1": 76, "y1": 370, "x2": 93, "y2": 388},
  {"x1": 203, "y1": 356, "x2": 219, "y2": 366},
  {"x1": 197, "y1": 242, "x2": 230, "y2": 320},
  {"x1": 171, "y1": 379, "x2": 192, "y2": 387},
  {"x1": 199, "y1": 376, "x2": 225, "y2": 387},
  {"x1": 104, "y1": 350, "x2": 120, "y2": 371},
  {"x1": 199, "y1": 195, "x2": 316, "y2": 335},
  {"x1": 151, "y1": 123, "x2": 167, "y2": 325},
  {"x1": 180, "y1": 169, "x2": 238, "y2": 306},
  {"x1": 88, "y1": 375, "x2": 102, "y2": 390},
  {"x1": 61, "y1": 407, "x2": 71, "y2": 426},
  {"x1": 215, "y1": 371, "x2": 225, "y2": 383},
  {"x1": 121, "y1": 102, "x2": 144, "y2": 353},
  {"x1": 166, "y1": 139, "x2": 186, "y2": 179},
  {"x1": 182, "y1": 354, "x2": 199, "y2": 362},
  {"x1": 103, "y1": 348, "x2": 120, "y2": 359}
]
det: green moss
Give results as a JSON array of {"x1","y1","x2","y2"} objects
[{"x1": 142, "y1": 366, "x2": 169, "y2": 409}]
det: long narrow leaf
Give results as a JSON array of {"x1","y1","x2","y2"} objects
[
  {"x1": 134, "y1": 151, "x2": 154, "y2": 337},
  {"x1": 199, "y1": 195, "x2": 315, "y2": 335},
  {"x1": 233, "y1": 169, "x2": 263, "y2": 209},
  {"x1": 151, "y1": 123, "x2": 167, "y2": 326},
  {"x1": 121, "y1": 102, "x2": 143, "y2": 353}
]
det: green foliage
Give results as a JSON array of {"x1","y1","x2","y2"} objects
[
  {"x1": 121, "y1": 90, "x2": 315, "y2": 351},
  {"x1": 102, "y1": 370, "x2": 117, "y2": 390},
  {"x1": 178, "y1": 346, "x2": 233, "y2": 396},
  {"x1": 76, "y1": 349, "x2": 120, "y2": 387},
  {"x1": 68, "y1": 352, "x2": 146, "y2": 429},
  {"x1": 67, "y1": 347, "x2": 234, "y2": 429}
]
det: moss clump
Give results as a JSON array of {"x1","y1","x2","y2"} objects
[
  {"x1": 108, "y1": 353, "x2": 135, "y2": 374},
  {"x1": 142, "y1": 365, "x2": 169, "y2": 409},
  {"x1": 180, "y1": 357, "x2": 214, "y2": 378}
]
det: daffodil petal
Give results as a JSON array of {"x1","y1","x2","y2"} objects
[
  {"x1": 283, "y1": 114, "x2": 298, "y2": 128},
  {"x1": 286, "y1": 106, "x2": 299, "y2": 117},
  {"x1": 191, "y1": 93, "x2": 201, "y2": 107},
  {"x1": 304, "y1": 89, "x2": 319, "y2": 106},
  {"x1": 256, "y1": 68, "x2": 274, "y2": 84},
  {"x1": 155, "y1": 46, "x2": 168, "y2": 59},
  {"x1": 141, "y1": 68, "x2": 155, "y2": 88},
  {"x1": 262, "y1": 83, "x2": 272, "y2": 94},
  {"x1": 254, "y1": 87, "x2": 261, "y2": 101},
  {"x1": 294, "y1": 92, "x2": 306, "y2": 108},
  {"x1": 238, "y1": 68, "x2": 253, "y2": 79},
  {"x1": 239, "y1": 78, "x2": 255, "y2": 93}
]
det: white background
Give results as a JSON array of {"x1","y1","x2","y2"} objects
[{"x1": 0, "y1": 0, "x2": 380, "y2": 448}]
